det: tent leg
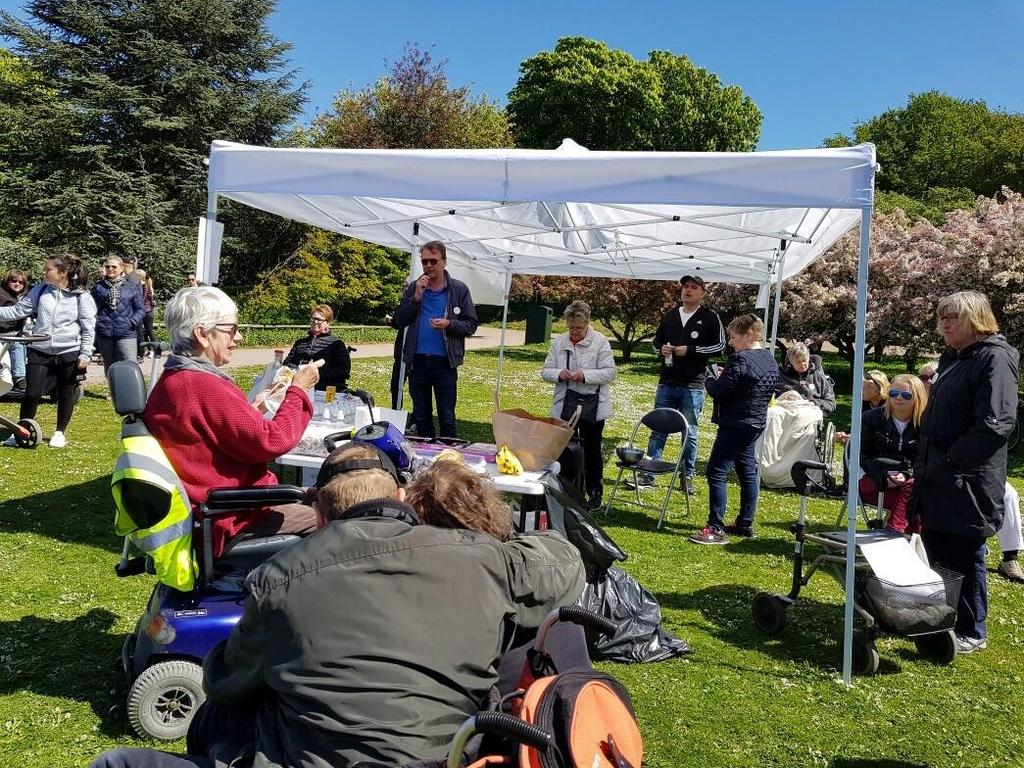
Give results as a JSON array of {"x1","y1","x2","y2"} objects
[
  {"x1": 768, "y1": 243, "x2": 787, "y2": 354},
  {"x1": 842, "y1": 208, "x2": 872, "y2": 686},
  {"x1": 495, "y1": 272, "x2": 512, "y2": 401},
  {"x1": 396, "y1": 225, "x2": 421, "y2": 412}
]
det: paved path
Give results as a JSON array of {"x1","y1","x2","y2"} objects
[{"x1": 84, "y1": 326, "x2": 527, "y2": 383}]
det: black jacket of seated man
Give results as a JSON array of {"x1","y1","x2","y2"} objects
[
  {"x1": 283, "y1": 331, "x2": 351, "y2": 391},
  {"x1": 201, "y1": 497, "x2": 586, "y2": 768}
]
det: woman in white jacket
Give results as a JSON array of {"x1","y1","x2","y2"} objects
[{"x1": 541, "y1": 301, "x2": 617, "y2": 509}]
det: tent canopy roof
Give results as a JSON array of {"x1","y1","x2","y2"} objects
[{"x1": 208, "y1": 139, "x2": 875, "y2": 288}]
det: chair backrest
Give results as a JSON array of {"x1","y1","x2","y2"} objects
[
  {"x1": 640, "y1": 407, "x2": 689, "y2": 436},
  {"x1": 108, "y1": 360, "x2": 147, "y2": 417}
]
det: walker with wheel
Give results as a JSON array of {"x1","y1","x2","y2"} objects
[
  {"x1": 752, "y1": 458, "x2": 962, "y2": 675},
  {"x1": 0, "y1": 332, "x2": 50, "y2": 448}
]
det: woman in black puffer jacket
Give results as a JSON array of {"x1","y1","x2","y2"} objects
[{"x1": 283, "y1": 304, "x2": 351, "y2": 391}]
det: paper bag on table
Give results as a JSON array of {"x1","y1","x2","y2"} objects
[{"x1": 491, "y1": 392, "x2": 577, "y2": 471}]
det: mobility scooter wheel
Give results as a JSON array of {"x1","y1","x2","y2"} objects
[
  {"x1": 752, "y1": 592, "x2": 787, "y2": 636},
  {"x1": 14, "y1": 418, "x2": 42, "y2": 449},
  {"x1": 127, "y1": 660, "x2": 205, "y2": 741},
  {"x1": 853, "y1": 636, "x2": 880, "y2": 676},
  {"x1": 914, "y1": 629, "x2": 957, "y2": 665}
]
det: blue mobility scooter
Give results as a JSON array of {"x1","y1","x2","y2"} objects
[{"x1": 108, "y1": 360, "x2": 306, "y2": 740}]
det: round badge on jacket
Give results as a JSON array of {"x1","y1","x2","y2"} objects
[
  {"x1": 453, "y1": 307, "x2": 461, "y2": 315},
  {"x1": 691, "y1": 331, "x2": 699, "y2": 339}
]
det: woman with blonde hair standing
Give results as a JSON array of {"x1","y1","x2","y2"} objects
[{"x1": 913, "y1": 290, "x2": 1019, "y2": 654}]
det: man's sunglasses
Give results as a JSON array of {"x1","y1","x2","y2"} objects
[
  {"x1": 420, "y1": 258, "x2": 440, "y2": 266},
  {"x1": 888, "y1": 389, "x2": 913, "y2": 401}
]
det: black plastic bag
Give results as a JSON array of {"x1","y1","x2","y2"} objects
[
  {"x1": 542, "y1": 475, "x2": 626, "y2": 578},
  {"x1": 541, "y1": 475, "x2": 692, "y2": 663},
  {"x1": 580, "y1": 567, "x2": 692, "y2": 663}
]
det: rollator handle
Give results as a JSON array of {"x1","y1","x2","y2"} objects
[{"x1": 791, "y1": 460, "x2": 827, "y2": 496}]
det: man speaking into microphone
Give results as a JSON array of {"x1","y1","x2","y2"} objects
[{"x1": 395, "y1": 241, "x2": 478, "y2": 438}]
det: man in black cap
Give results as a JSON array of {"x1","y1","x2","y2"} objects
[{"x1": 633, "y1": 275, "x2": 725, "y2": 493}]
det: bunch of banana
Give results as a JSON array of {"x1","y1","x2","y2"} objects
[{"x1": 496, "y1": 444, "x2": 524, "y2": 475}]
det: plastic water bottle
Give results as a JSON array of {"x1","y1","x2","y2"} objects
[{"x1": 663, "y1": 351, "x2": 674, "y2": 368}]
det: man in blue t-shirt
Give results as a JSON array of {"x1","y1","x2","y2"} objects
[{"x1": 394, "y1": 242, "x2": 479, "y2": 437}]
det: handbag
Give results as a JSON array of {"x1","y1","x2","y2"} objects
[{"x1": 559, "y1": 350, "x2": 601, "y2": 424}]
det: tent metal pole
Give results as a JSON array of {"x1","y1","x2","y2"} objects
[
  {"x1": 396, "y1": 223, "x2": 421, "y2": 411},
  {"x1": 842, "y1": 208, "x2": 873, "y2": 686},
  {"x1": 495, "y1": 271, "x2": 513, "y2": 400},
  {"x1": 768, "y1": 242, "x2": 787, "y2": 354}
]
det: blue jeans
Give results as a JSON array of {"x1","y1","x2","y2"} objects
[
  {"x1": 9, "y1": 341, "x2": 26, "y2": 381},
  {"x1": 646, "y1": 384, "x2": 704, "y2": 479},
  {"x1": 409, "y1": 354, "x2": 458, "y2": 438},
  {"x1": 706, "y1": 425, "x2": 762, "y2": 530},
  {"x1": 921, "y1": 529, "x2": 988, "y2": 640}
]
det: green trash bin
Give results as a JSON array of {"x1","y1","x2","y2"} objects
[{"x1": 524, "y1": 305, "x2": 553, "y2": 344}]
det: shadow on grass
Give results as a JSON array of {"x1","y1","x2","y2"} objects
[
  {"x1": 831, "y1": 761, "x2": 928, "y2": 768},
  {"x1": 0, "y1": 476, "x2": 120, "y2": 553},
  {"x1": 0, "y1": 607, "x2": 130, "y2": 737},
  {"x1": 657, "y1": 583, "x2": 904, "y2": 676}
]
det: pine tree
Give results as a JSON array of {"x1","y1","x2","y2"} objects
[{"x1": 0, "y1": 0, "x2": 305, "y2": 287}]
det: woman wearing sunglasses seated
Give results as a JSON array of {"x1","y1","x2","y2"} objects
[
  {"x1": 859, "y1": 373, "x2": 927, "y2": 533},
  {"x1": 283, "y1": 303, "x2": 352, "y2": 391}
]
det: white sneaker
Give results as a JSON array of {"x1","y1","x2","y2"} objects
[
  {"x1": 2, "y1": 434, "x2": 16, "y2": 447},
  {"x1": 49, "y1": 431, "x2": 67, "y2": 448}
]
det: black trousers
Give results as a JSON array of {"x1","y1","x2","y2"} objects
[
  {"x1": 23, "y1": 348, "x2": 80, "y2": 432},
  {"x1": 576, "y1": 418, "x2": 606, "y2": 501},
  {"x1": 88, "y1": 700, "x2": 255, "y2": 768}
]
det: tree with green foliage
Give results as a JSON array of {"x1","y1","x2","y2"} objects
[
  {"x1": 825, "y1": 92, "x2": 1024, "y2": 223},
  {"x1": 310, "y1": 44, "x2": 512, "y2": 150},
  {"x1": 0, "y1": 0, "x2": 305, "y2": 290},
  {"x1": 507, "y1": 36, "x2": 761, "y2": 151},
  {"x1": 244, "y1": 45, "x2": 513, "y2": 323}
]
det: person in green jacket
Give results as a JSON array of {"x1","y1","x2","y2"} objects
[{"x1": 89, "y1": 444, "x2": 585, "y2": 768}]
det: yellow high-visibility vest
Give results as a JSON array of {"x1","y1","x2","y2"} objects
[{"x1": 112, "y1": 422, "x2": 197, "y2": 591}]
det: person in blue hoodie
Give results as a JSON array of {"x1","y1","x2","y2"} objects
[
  {"x1": 91, "y1": 255, "x2": 144, "y2": 373},
  {"x1": 689, "y1": 314, "x2": 779, "y2": 545},
  {"x1": 0, "y1": 254, "x2": 95, "y2": 448}
]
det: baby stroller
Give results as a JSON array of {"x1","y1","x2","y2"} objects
[
  {"x1": 0, "y1": 331, "x2": 49, "y2": 447},
  {"x1": 752, "y1": 459, "x2": 961, "y2": 675},
  {"x1": 436, "y1": 607, "x2": 643, "y2": 768}
]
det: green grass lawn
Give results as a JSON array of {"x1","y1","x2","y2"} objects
[{"x1": 1, "y1": 347, "x2": 1021, "y2": 767}]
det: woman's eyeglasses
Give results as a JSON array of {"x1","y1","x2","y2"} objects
[
  {"x1": 888, "y1": 389, "x2": 913, "y2": 401},
  {"x1": 213, "y1": 323, "x2": 239, "y2": 335},
  {"x1": 309, "y1": 317, "x2": 327, "y2": 325},
  {"x1": 919, "y1": 374, "x2": 933, "y2": 382}
]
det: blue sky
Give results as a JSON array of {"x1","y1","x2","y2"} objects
[{"x1": 3, "y1": 0, "x2": 1022, "y2": 149}]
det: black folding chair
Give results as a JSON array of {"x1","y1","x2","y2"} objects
[{"x1": 603, "y1": 407, "x2": 690, "y2": 529}]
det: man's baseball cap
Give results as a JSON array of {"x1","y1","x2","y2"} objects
[{"x1": 679, "y1": 275, "x2": 706, "y2": 289}]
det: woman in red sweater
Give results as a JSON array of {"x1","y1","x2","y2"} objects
[{"x1": 145, "y1": 286, "x2": 323, "y2": 555}]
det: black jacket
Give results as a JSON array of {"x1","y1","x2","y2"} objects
[
  {"x1": 203, "y1": 499, "x2": 585, "y2": 768},
  {"x1": 913, "y1": 335, "x2": 1019, "y2": 538},
  {"x1": 0, "y1": 286, "x2": 26, "y2": 333},
  {"x1": 775, "y1": 357, "x2": 836, "y2": 415},
  {"x1": 395, "y1": 270, "x2": 478, "y2": 369},
  {"x1": 283, "y1": 331, "x2": 351, "y2": 391},
  {"x1": 859, "y1": 406, "x2": 919, "y2": 490},
  {"x1": 652, "y1": 304, "x2": 725, "y2": 388},
  {"x1": 705, "y1": 347, "x2": 779, "y2": 429}
]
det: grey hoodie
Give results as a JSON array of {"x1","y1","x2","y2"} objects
[{"x1": 0, "y1": 282, "x2": 97, "y2": 364}]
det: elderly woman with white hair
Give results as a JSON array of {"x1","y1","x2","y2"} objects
[
  {"x1": 775, "y1": 342, "x2": 836, "y2": 415},
  {"x1": 541, "y1": 300, "x2": 617, "y2": 509},
  {"x1": 144, "y1": 287, "x2": 323, "y2": 556}
]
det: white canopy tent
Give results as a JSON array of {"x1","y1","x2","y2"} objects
[{"x1": 203, "y1": 139, "x2": 877, "y2": 684}]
